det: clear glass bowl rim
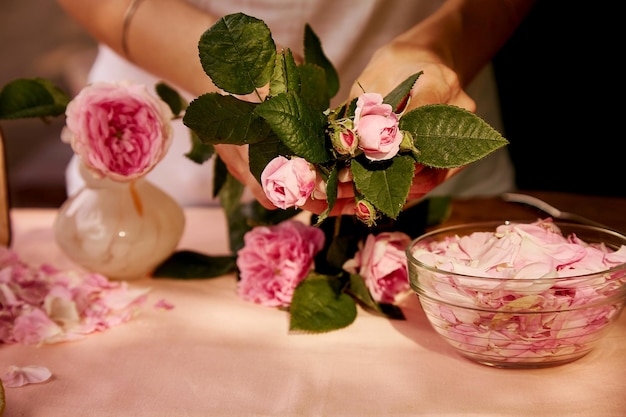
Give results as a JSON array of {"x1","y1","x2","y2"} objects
[{"x1": 406, "y1": 219, "x2": 626, "y2": 283}]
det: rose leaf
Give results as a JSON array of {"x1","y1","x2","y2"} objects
[
  {"x1": 399, "y1": 104, "x2": 509, "y2": 168},
  {"x1": 153, "y1": 251, "x2": 237, "y2": 279},
  {"x1": 185, "y1": 131, "x2": 215, "y2": 165},
  {"x1": 198, "y1": 13, "x2": 276, "y2": 95},
  {"x1": 0, "y1": 78, "x2": 69, "y2": 119},
  {"x1": 155, "y1": 82, "x2": 187, "y2": 116},
  {"x1": 270, "y1": 50, "x2": 300, "y2": 97},
  {"x1": 289, "y1": 273, "x2": 357, "y2": 333},
  {"x1": 297, "y1": 63, "x2": 330, "y2": 111},
  {"x1": 303, "y1": 23, "x2": 339, "y2": 99},
  {"x1": 383, "y1": 71, "x2": 423, "y2": 113},
  {"x1": 183, "y1": 93, "x2": 270, "y2": 146},
  {"x1": 254, "y1": 92, "x2": 331, "y2": 164},
  {"x1": 248, "y1": 134, "x2": 293, "y2": 181},
  {"x1": 351, "y1": 155, "x2": 414, "y2": 219},
  {"x1": 347, "y1": 274, "x2": 405, "y2": 320}
]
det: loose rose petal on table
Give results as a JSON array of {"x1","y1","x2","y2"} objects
[
  {"x1": 1, "y1": 365, "x2": 52, "y2": 388},
  {"x1": 155, "y1": 298, "x2": 175, "y2": 310}
]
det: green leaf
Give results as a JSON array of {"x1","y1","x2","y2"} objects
[
  {"x1": 185, "y1": 130, "x2": 215, "y2": 164},
  {"x1": 289, "y1": 273, "x2": 357, "y2": 333},
  {"x1": 399, "y1": 104, "x2": 509, "y2": 168},
  {"x1": 313, "y1": 166, "x2": 338, "y2": 226},
  {"x1": 347, "y1": 274, "x2": 405, "y2": 320},
  {"x1": 351, "y1": 155, "x2": 415, "y2": 219},
  {"x1": 155, "y1": 82, "x2": 187, "y2": 116},
  {"x1": 383, "y1": 71, "x2": 422, "y2": 113},
  {"x1": 270, "y1": 50, "x2": 301, "y2": 96},
  {"x1": 152, "y1": 250, "x2": 236, "y2": 279},
  {"x1": 198, "y1": 13, "x2": 276, "y2": 95},
  {"x1": 254, "y1": 92, "x2": 330, "y2": 163},
  {"x1": 218, "y1": 170, "x2": 245, "y2": 215},
  {"x1": 183, "y1": 93, "x2": 270, "y2": 145},
  {"x1": 303, "y1": 24, "x2": 339, "y2": 99},
  {"x1": 248, "y1": 134, "x2": 293, "y2": 181},
  {"x1": 212, "y1": 154, "x2": 228, "y2": 197},
  {"x1": 0, "y1": 78, "x2": 70, "y2": 119},
  {"x1": 297, "y1": 63, "x2": 330, "y2": 111},
  {"x1": 217, "y1": 175, "x2": 250, "y2": 253}
]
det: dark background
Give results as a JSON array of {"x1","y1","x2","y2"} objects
[
  {"x1": 493, "y1": 1, "x2": 624, "y2": 197},
  {"x1": 1, "y1": 1, "x2": 624, "y2": 208}
]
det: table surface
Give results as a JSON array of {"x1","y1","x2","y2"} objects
[{"x1": 2, "y1": 191, "x2": 626, "y2": 417}]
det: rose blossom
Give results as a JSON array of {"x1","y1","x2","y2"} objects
[
  {"x1": 343, "y1": 232, "x2": 412, "y2": 303},
  {"x1": 61, "y1": 81, "x2": 173, "y2": 182},
  {"x1": 353, "y1": 93, "x2": 403, "y2": 161},
  {"x1": 237, "y1": 220, "x2": 325, "y2": 308},
  {"x1": 260, "y1": 156, "x2": 316, "y2": 209}
]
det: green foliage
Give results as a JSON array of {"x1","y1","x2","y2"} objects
[
  {"x1": 198, "y1": 13, "x2": 276, "y2": 96},
  {"x1": 399, "y1": 104, "x2": 509, "y2": 167},
  {"x1": 289, "y1": 273, "x2": 357, "y2": 332},
  {"x1": 254, "y1": 92, "x2": 330, "y2": 163},
  {"x1": 383, "y1": 71, "x2": 422, "y2": 112},
  {"x1": 183, "y1": 93, "x2": 271, "y2": 145},
  {"x1": 185, "y1": 131, "x2": 215, "y2": 165},
  {"x1": 303, "y1": 23, "x2": 339, "y2": 99},
  {"x1": 0, "y1": 78, "x2": 70, "y2": 120},
  {"x1": 347, "y1": 274, "x2": 405, "y2": 319},
  {"x1": 153, "y1": 250, "x2": 236, "y2": 279},
  {"x1": 155, "y1": 82, "x2": 187, "y2": 116},
  {"x1": 351, "y1": 155, "x2": 415, "y2": 219},
  {"x1": 270, "y1": 49, "x2": 300, "y2": 96}
]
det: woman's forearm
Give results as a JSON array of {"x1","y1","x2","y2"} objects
[{"x1": 56, "y1": 0, "x2": 219, "y2": 96}]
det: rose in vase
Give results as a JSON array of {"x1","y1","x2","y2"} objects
[{"x1": 62, "y1": 81, "x2": 173, "y2": 182}]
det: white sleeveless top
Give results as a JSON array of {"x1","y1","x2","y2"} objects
[{"x1": 66, "y1": 0, "x2": 514, "y2": 206}]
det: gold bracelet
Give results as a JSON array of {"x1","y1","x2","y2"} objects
[{"x1": 121, "y1": 0, "x2": 144, "y2": 61}]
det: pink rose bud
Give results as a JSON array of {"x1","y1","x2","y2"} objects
[
  {"x1": 329, "y1": 119, "x2": 358, "y2": 156},
  {"x1": 61, "y1": 81, "x2": 173, "y2": 182},
  {"x1": 353, "y1": 93, "x2": 403, "y2": 161},
  {"x1": 354, "y1": 198, "x2": 377, "y2": 227},
  {"x1": 261, "y1": 156, "x2": 317, "y2": 209}
]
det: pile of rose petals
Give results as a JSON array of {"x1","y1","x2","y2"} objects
[
  {"x1": 410, "y1": 219, "x2": 626, "y2": 363},
  {"x1": 0, "y1": 247, "x2": 149, "y2": 345}
]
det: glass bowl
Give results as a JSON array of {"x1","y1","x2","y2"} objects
[{"x1": 406, "y1": 220, "x2": 626, "y2": 368}]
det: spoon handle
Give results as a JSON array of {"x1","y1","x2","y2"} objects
[{"x1": 501, "y1": 193, "x2": 615, "y2": 230}]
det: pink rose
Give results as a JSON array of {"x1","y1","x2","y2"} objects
[
  {"x1": 353, "y1": 93, "x2": 403, "y2": 161},
  {"x1": 343, "y1": 232, "x2": 412, "y2": 303},
  {"x1": 61, "y1": 81, "x2": 173, "y2": 181},
  {"x1": 261, "y1": 156, "x2": 316, "y2": 209},
  {"x1": 236, "y1": 220, "x2": 325, "y2": 307}
]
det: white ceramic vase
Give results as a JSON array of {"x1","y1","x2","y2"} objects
[{"x1": 54, "y1": 163, "x2": 185, "y2": 280}]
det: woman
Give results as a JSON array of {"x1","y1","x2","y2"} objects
[{"x1": 56, "y1": 0, "x2": 535, "y2": 211}]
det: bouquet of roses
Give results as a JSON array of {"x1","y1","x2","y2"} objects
[
  {"x1": 167, "y1": 13, "x2": 508, "y2": 332},
  {"x1": 0, "y1": 12, "x2": 508, "y2": 334}
]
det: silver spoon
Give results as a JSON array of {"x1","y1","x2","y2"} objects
[{"x1": 501, "y1": 192, "x2": 616, "y2": 230}]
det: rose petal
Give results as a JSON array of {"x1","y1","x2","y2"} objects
[
  {"x1": 1, "y1": 365, "x2": 52, "y2": 388},
  {"x1": 154, "y1": 299, "x2": 175, "y2": 310}
]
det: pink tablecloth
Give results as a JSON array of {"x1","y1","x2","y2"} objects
[{"x1": 1, "y1": 208, "x2": 625, "y2": 417}]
